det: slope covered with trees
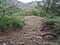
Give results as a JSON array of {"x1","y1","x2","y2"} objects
[
  {"x1": 0, "y1": 0, "x2": 25, "y2": 31},
  {"x1": 0, "y1": 0, "x2": 60, "y2": 45}
]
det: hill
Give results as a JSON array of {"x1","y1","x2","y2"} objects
[{"x1": 12, "y1": 0, "x2": 41, "y2": 10}]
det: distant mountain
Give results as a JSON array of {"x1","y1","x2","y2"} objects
[
  {"x1": 0, "y1": 0, "x2": 41, "y2": 10},
  {"x1": 12, "y1": 0, "x2": 41, "y2": 10},
  {"x1": 26, "y1": 1, "x2": 37, "y2": 9},
  {"x1": 16, "y1": 1, "x2": 32, "y2": 10},
  {"x1": 12, "y1": 0, "x2": 18, "y2": 5}
]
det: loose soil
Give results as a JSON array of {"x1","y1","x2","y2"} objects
[{"x1": 0, "y1": 16, "x2": 58, "y2": 45}]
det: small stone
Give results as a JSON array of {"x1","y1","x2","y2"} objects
[
  {"x1": 35, "y1": 36, "x2": 42, "y2": 39},
  {"x1": 3, "y1": 43, "x2": 7, "y2": 45},
  {"x1": 10, "y1": 41, "x2": 14, "y2": 45},
  {"x1": 19, "y1": 42, "x2": 25, "y2": 45},
  {"x1": 0, "y1": 39, "x2": 3, "y2": 44},
  {"x1": 43, "y1": 43, "x2": 50, "y2": 45}
]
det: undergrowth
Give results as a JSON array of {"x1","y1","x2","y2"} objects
[
  {"x1": 0, "y1": 16, "x2": 25, "y2": 31},
  {"x1": 42, "y1": 16, "x2": 60, "y2": 31}
]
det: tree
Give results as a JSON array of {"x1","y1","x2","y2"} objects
[
  {"x1": 42, "y1": 0, "x2": 60, "y2": 16},
  {"x1": 0, "y1": 0, "x2": 25, "y2": 31},
  {"x1": 36, "y1": 0, "x2": 60, "y2": 16},
  {"x1": 0, "y1": 0, "x2": 22, "y2": 17}
]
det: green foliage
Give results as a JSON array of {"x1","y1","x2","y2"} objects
[
  {"x1": 29, "y1": 9, "x2": 40, "y2": 16},
  {"x1": 0, "y1": 16, "x2": 13, "y2": 31},
  {"x1": 42, "y1": 16, "x2": 55, "y2": 25},
  {"x1": 0, "y1": 0, "x2": 13, "y2": 5},
  {"x1": 37, "y1": 0, "x2": 60, "y2": 31},
  {"x1": 42, "y1": 16, "x2": 60, "y2": 31},
  {"x1": 18, "y1": 11, "x2": 27, "y2": 16},
  {"x1": 35, "y1": 0, "x2": 60, "y2": 16},
  {"x1": 0, "y1": 0, "x2": 26, "y2": 32},
  {"x1": 0, "y1": 0, "x2": 23, "y2": 17},
  {"x1": 19, "y1": 9, "x2": 40, "y2": 16},
  {"x1": 42, "y1": 0, "x2": 60, "y2": 16},
  {"x1": 12, "y1": 17, "x2": 25, "y2": 28},
  {"x1": 54, "y1": 25, "x2": 60, "y2": 31},
  {"x1": 0, "y1": 5, "x2": 22, "y2": 16},
  {"x1": 0, "y1": 16, "x2": 25, "y2": 31}
]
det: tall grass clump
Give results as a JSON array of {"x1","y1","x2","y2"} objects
[{"x1": 0, "y1": 16, "x2": 25, "y2": 31}]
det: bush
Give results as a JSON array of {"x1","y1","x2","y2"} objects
[
  {"x1": 42, "y1": 17, "x2": 55, "y2": 24},
  {"x1": 42, "y1": 16, "x2": 60, "y2": 31},
  {"x1": 12, "y1": 17, "x2": 25, "y2": 28},
  {"x1": 18, "y1": 9, "x2": 40, "y2": 16},
  {"x1": 0, "y1": 16, "x2": 25, "y2": 31},
  {"x1": 29, "y1": 9, "x2": 40, "y2": 16},
  {"x1": 0, "y1": 16, "x2": 13, "y2": 31}
]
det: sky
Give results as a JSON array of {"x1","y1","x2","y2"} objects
[{"x1": 18, "y1": 0, "x2": 41, "y2": 3}]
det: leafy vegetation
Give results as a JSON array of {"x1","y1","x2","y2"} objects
[
  {"x1": 0, "y1": 0, "x2": 25, "y2": 31},
  {"x1": 42, "y1": 16, "x2": 60, "y2": 30},
  {"x1": 0, "y1": 0, "x2": 60, "y2": 32},
  {"x1": 0, "y1": 15, "x2": 25, "y2": 32},
  {"x1": 38, "y1": 0, "x2": 60, "y2": 32},
  {"x1": 0, "y1": 16, "x2": 13, "y2": 31},
  {"x1": 43, "y1": 0, "x2": 60, "y2": 16}
]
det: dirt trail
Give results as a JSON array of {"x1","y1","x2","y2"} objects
[{"x1": 0, "y1": 16, "x2": 58, "y2": 45}]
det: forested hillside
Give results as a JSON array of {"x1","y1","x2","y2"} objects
[{"x1": 0, "y1": 0, "x2": 60, "y2": 45}]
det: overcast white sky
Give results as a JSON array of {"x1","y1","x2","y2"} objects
[{"x1": 18, "y1": 0, "x2": 41, "y2": 3}]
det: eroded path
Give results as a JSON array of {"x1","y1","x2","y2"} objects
[
  {"x1": 22, "y1": 16, "x2": 43, "y2": 45},
  {"x1": 0, "y1": 16, "x2": 58, "y2": 45}
]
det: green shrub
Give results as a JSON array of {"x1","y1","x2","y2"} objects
[
  {"x1": 12, "y1": 17, "x2": 25, "y2": 28},
  {"x1": 0, "y1": 16, "x2": 25, "y2": 31},
  {"x1": 54, "y1": 18, "x2": 60, "y2": 31},
  {"x1": 42, "y1": 17, "x2": 55, "y2": 24},
  {"x1": 42, "y1": 16, "x2": 60, "y2": 31},
  {"x1": 30, "y1": 9, "x2": 40, "y2": 16},
  {"x1": 54, "y1": 25, "x2": 60, "y2": 31},
  {"x1": 0, "y1": 16, "x2": 13, "y2": 31}
]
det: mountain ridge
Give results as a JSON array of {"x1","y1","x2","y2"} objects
[{"x1": 12, "y1": 0, "x2": 41, "y2": 10}]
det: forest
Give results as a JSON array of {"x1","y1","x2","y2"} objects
[{"x1": 0, "y1": 0, "x2": 60, "y2": 45}]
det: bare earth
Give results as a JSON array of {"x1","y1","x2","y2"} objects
[{"x1": 0, "y1": 16, "x2": 58, "y2": 45}]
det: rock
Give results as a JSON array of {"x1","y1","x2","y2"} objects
[
  {"x1": 19, "y1": 42, "x2": 25, "y2": 45},
  {"x1": 0, "y1": 39, "x2": 2, "y2": 42},
  {"x1": 43, "y1": 43, "x2": 50, "y2": 45},
  {"x1": 10, "y1": 41, "x2": 15, "y2": 45},
  {"x1": 3, "y1": 43, "x2": 7, "y2": 45},
  {"x1": 0, "y1": 39, "x2": 3, "y2": 45},
  {"x1": 35, "y1": 36, "x2": 42, "y2": 39}
]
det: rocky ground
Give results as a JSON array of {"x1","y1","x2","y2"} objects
[{"x1": 0, "y1": 16, "x2": 58, "y2": 45}]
